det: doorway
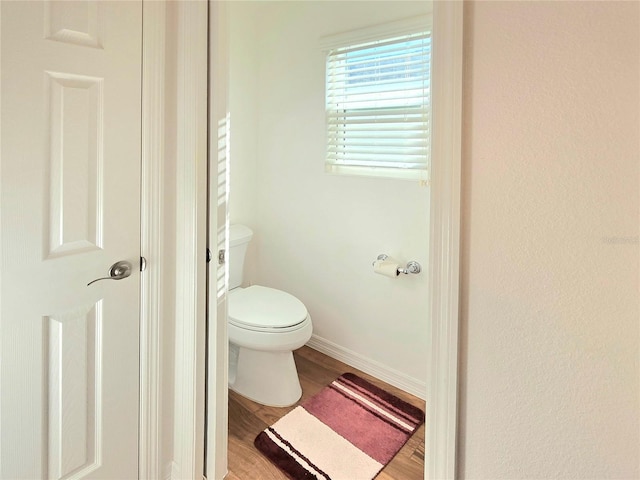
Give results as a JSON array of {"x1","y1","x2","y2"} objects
[{"x1": 206, "y1": 1, "x2": 463, "y2": 479}]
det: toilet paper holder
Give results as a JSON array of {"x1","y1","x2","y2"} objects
[{"x1": 373, "y1": 254, "x2": 421, "y2": 275}]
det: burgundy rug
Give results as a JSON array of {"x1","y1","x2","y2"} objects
[{"x1": 254, "y1": 372, "x2": 425, "y2": 479}]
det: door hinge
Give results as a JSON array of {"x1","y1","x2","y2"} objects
[
  {"x1": 218, "y1": 249, "x2": 226, "y2": 265},
  {"x1": 140, "y1": 256, "x2": 147, "y2": 272},
  {"x1": 206, "y1": 248, "x2": 212, "y2": 263}
]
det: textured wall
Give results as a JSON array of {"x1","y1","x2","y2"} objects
[{"x1": 459, "y1": 1, "x2": 639, "y2": 478}]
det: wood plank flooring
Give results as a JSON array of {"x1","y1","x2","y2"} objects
[{"x1": 227, "y1": 346, "x2": 425, "y2": 479}]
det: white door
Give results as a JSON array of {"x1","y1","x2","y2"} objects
[
  {"x1": 207, "y1": 2, "x2": 229, "y2": 477},
  {"x1": 1, "y1": 1, "x2": 142, "y2": 479}
]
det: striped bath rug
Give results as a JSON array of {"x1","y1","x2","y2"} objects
[{"x1": 254, "y1": 372, "x2": 425, "y2": 479}]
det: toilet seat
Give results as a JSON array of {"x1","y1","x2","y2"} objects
[{"x1": 229, "y1": 285, "x2": 308, "y2": 332}]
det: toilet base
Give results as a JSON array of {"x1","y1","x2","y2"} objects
[{"x1": 229, "y1": 345, "x2": 303, "y2": 407}]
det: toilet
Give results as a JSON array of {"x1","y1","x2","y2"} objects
[{"x1": 227, "y1": 224, "x2": 313, "y2": 407}]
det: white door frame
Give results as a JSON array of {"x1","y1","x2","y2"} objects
[
  {"x1": 139, "y1": 1, "x2": 166, "y2": 478},
  {"x1": 427, "y1": 2, "x2": 464, "y2": 479},
  {"x1": 170, "y1": 1, "x2": 209, "y2": 478},
  {"x1": 163, "y1": 1, "x2": 464, "y2": 480},
  {"x1": 139, "y1": 1, "x2": 208, "y2": 478}
]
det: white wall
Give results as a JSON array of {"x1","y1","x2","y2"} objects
[
  {"x1": 459, "y1": 1, "x2": 639, "y2": 478},
  {"x1": 229, "y1": 1, "x2": 431, "y2": 389},
  {"x1": 228, "y1": 2, "x2": 259, "y2": 229}
]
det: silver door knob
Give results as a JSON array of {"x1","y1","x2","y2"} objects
[{"x1": 87, "y1": 260, "x2": 133, "y2": 286}]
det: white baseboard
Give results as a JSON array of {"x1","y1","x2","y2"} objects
[{"x1": 305, "y1": 334, "x2": 427, "y2": 400}]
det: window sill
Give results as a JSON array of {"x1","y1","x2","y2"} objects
[{"x1": 325, "y1": 164, "x2": 430, "y2": 184}]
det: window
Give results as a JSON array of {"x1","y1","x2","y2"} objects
[{"x1": 322, "y1": 17, "x2": 431, "y2": 181}]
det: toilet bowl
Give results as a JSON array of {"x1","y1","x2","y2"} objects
[{"x1": 227, "y1": 225, "x2": 312, "y2": 407}]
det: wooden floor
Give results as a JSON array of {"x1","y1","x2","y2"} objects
[{"x1": 227, "y1": 346, "x2": 425, "y2": 479}]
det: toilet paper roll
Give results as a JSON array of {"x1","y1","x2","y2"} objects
[{"x1": 373, "y1": 259, "x2": 400, "y2": 278}]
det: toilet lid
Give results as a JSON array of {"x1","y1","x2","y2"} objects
[{"x1": 228, "y1": 285, "x2": 308, "y2": 329}]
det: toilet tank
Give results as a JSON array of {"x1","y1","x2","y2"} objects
[{"x1": 229, "y1": 224, "x2": 253, "y2": 290}]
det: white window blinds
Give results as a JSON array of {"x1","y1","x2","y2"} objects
[{"x1": 325, "y1": 27, "x2": 431, "y2": 180}]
